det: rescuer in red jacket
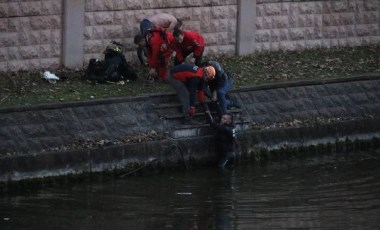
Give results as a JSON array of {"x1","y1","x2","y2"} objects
[
  {"x1": 173, "y1": 28, "x2": 205, "y2": 67},
  {"x1": 167, "y1": 63, "x2": 216, "y2": 122},
  {"x1": 145, "y1": 29, "x2": 174, "y2": 81}
]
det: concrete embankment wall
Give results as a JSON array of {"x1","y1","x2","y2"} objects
[
  {"x1": 1, "y1": 75, "x2": 380, "y2": 182},
  {"x1": 0, "y1": 0, "x2": 379, "y2": 71}
]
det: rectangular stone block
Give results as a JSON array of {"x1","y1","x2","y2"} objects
[
  {"x1": 41, "y1": 0, "x2": 62, "y2": 15},
  {"x1": 20, "y1": 2, "x2": 41, "y2": 16},
  {"x1": 289, "y1": 28, "x2": 304, "y2": 40},
  {"x1": 314, "y1": 27, "x2": 323, "y2": 39},
  {"x1": 0, "y1": 3, "x2": 8, "y2": 17},
  {"x1": 192, "y1": 7, "x2": 202, "y2": 21},
  {"x1": 331, "y1": 0, "x2": 349, "y2": 13},
  {"x1": 8, "y1": 18, "x2": 20, "y2": 32},
  {"x1": 271, "y1": 42, "x2": 281, "y2": 50},
  {"x1": 356, "y1": 24, "x2": 371, "y2": 37},
  {"x1": 20, "y1": 46, "x2": 39, "y2": 59},
  {"x1": 124, "y1": 0, "x2": 144, "y2": 10},
  {"x1": 255, "y1": 29, "x2": 271, "y2": 43},
  {"x1": 322, "y1": 13, "x2": 340, "y2": 27},
  {"x1": 7, "y1": 47, "x2": 19, "y2": 60},
  {"x1": 85, "y1": 0, "x2": 93, "y2": 11},
  {"x1": 322, "y1": 1, "x2": 332, "y2": 14},
  {"x1": 279, "y1": 41, "x2": 296, "y2": 51},
  {"x1": 256, "y1": 16, "x2": 271, "y2": 30},
  {"x1": 84, "y1": 12, "x2": 94, "y2": 26},
  {"x1": 364, "y1": 0, "x2": 378, "y2": 11},
  {"x1": 103, "y1": 25, "x2": 123, "y2": 39},
  {"x1": 217, "y1": 32, "x2": 229, "y2": 45},
  {"x1": 8, "y1": 3, "x2": 20, "y2": 17},
  {"x1": 298, "y1": 1, "x2": 318, "y2": 14},
  {"x1": 94, "y1": 12, "x2": 113, "y2": 25},
  {"x1": 1, "y1": 32, "x2": 18, "y2": 47},
  {"x1": 184, "y1": 21, "x2": 200, "y2": 32},
  {"x1": 203, "y1": 33, "x2": 217, "y2": 46},
  {"x1": 271, "y1": 30, "x2": 280, "y2": 42},
  {"x1": 323, "y1": 26, "x2": 338, "y2": 39},
  {"x1": 93, "y1": 0, "x2": 114, "y2": 11},
  {"x1": 218, "y1": 18, "x2": 229, "y2": 32},
  {"x1": 256, "y1": 3, "x2": 264, "y2": 17},
  {"x1": 305, "y1": 40, "x2": 322, "y2": 49},
  {"x1": 279, "y1": 28, "x2": 289, "y2": 41},
  {"x1": 0, "y1": 18, "x2": 6, "y2": 32},
  {"x1": 281, "y1": 2, "x2": 290, "y2": 15},
  {"x1": 204, "y1": 45, "x2": 218, "y2": 56},
  {"x1": 39, "y1": 45, "x2": 52, "y2": 58},
  {"x1": 264, "y1": 3, "x2": 281, "y2": 16},
  {"x1": 8, "y1": 60, "x2": 28, "y2": 72},
  {"x1": 228, "y1": 5, "x2": 238, "y2": 18},
  {"x1": 340, "y1": 12, "x2": 355, "y2": 25},
  {"x1": 113, "y1": 0, "x2": 124, "y2": 10},
  {"x1": 304, "y1": 27, "x2": 315, "y2": 40},
  {"x1": 0, "y1": 47, "x2": 7, "y2": 62},
  {"x1": 363, "y1": 11, "x2": 377, "y2": 24},
  {"x1": 272, "y1": 15, "x2": 289, "y2": 29},
  {"x1": 28, "y1": 59, "x2": 41, "y2": 70},
  {"x1": 142, "y1": 0, "x2": 161, "y2": 9},
  {"x1": 30, "y1": 16, "x2": 51, "y2": 30},
  {"x1": 173, "y1": 8, "x2": 192, "y2": 21},
  {"x1": 211, "y1": 6, "x2": 229, "y2": 19}
]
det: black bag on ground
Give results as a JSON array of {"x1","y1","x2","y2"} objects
[
  {"x1": 83, "y1": 41, "x2": 137, "y2": 82},
  {"x1": 83, "y1": 58, "x2": 106, "y2": 81}
]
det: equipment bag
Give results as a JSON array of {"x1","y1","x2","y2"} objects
[{"x1": 83, "y1": 41, "x2": 137, "y2": 82}]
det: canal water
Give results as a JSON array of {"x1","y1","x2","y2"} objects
[{"x1": 1, "y1": 150, "x2": 380, "y2": 230}]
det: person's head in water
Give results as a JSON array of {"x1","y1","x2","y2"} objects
[{"x1": 220, "y1": 113, "x2": 233, "y2": 125}]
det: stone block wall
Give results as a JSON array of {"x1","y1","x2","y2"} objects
[
  {"x1": 0, "y1": 0, "x2": 62, "y2": 72},
  {"x1": 0, "y1": 0, "x2": 379, "y2": 72},
  {"x1": 83, "y1": 0, "x2": 238, "y2": 62},
  {"x1": 255, "y1": 0, "x2": 380, "y2": 52}
]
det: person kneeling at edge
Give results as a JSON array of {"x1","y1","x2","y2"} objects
[
  {"x1": 205, "y1": 108, "x2": 237, "y2": 168},
  {"x1": 167, "y1": 63, "x2": 216, "y2": 124}
]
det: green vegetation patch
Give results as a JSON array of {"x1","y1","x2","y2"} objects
[{"x1": 1, "y1": 45, "x2": 379, "y2": 106}]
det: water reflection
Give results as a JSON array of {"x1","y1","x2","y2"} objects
[{"x1": 1, "y1": 150, "x2": 380, "y2": 229}]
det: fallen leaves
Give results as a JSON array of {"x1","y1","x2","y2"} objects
[
  {"x1": 0, "y1": 45, "x2": 379, "y2": 106},
  {"x1": 251, "y1": 115, "x2": 373, "y2": 130},
  {"x1": 42, "y1": 130, "x2": 169, "y2": 153}
]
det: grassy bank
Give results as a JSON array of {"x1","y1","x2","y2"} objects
[{"x1": 0, "y1": 45, "x2": 379, "y2": 106}]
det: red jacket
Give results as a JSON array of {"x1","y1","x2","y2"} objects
[
  {"x1": 146, "y1": 29, "x2": 174, "y2": 69},
  {"x1": 170, "y1": 63, "x2": 206, "y2": 106},
  {"x1": 174, "y1": 31, "x2": 204, "y2": 63}
]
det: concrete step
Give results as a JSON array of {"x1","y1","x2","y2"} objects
[
  {"x1": 171, "y1": 120, "x2": 251, "y2": 139},
  {"x1": 157, "y1": 108, "x2": 243, "y2": 119}
]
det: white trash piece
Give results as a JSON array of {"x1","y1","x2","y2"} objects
[{"x1": 43, "y1": 71, "x2": 60, "y2": 84}]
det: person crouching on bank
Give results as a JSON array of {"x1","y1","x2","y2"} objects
[{"x1": 167, "y1": 63, "x2": 216, "y2": 123}]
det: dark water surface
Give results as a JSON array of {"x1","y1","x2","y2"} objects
[{"x1": 1, "y1": 150, "x2": 380, "y2": 230}]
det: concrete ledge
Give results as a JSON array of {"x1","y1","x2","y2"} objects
[
  {"x1": 1, "y1": 116, "x2": 379, "y2": 182},
  {"x1": 232, "y1": 73, "x2": 380, "y2": 93}
]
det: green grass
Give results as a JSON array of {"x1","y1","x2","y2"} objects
[{"x1": 0, "y1": 45, "x2": 379, "y2": 106}]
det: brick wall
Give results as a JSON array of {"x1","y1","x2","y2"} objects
[
  {"x1": 255, "y1": 0, "x2": 380, "y2": 52},
  {"x1": 0, "y1": 0, "x2": 379, "y2": 72},
  {"x1": 0, "y1": 0, "x2": 62, "y2": 72}
]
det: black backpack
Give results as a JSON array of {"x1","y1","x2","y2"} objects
[{"x1": 83, "y1": 41, "x2": 137, "y2": 82}]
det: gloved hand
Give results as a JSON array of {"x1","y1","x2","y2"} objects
[
  {"x1": 147, "y1": 68, "x2": 157, "y2": 81},
  {"x1": 212, "y1": 91, "x2": 218, "y2": 101},
  {"x1": 188, "y1": 107, "x2": 196, "y2": 117}
]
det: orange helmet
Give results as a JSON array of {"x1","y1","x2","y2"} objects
[{"x1": 204, "y1": 66, "x2": 216, "y2": 79}]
